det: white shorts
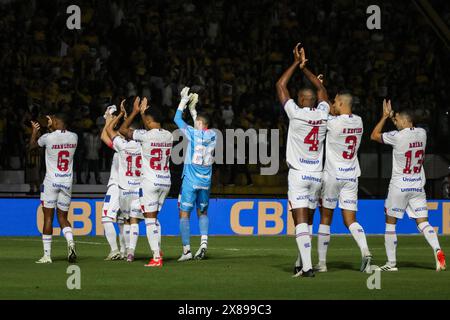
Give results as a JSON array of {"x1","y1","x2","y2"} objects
[
  {"x1": 321, "y1": 172, "x2": 358, "y2": 211},
  {"x1": 385, "y1": 185, "x2": 428, "y2": 219},
  {"x1": 139, "y1": 181, "x2": 170, "y2": 213},
  {"x1": 288, "y1": 169, "x2": 322, "y2": 210},
  {"x1": 102, "y1": 184, "x2": 122, "y2": 221},
  {"x1": 40, "y1": 178, "x2": 72, "y2": 211},
  {"x1": 119, "y1": 187, "x2": 143, "y2": 219}
]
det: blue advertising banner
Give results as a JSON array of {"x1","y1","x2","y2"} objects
[{"x1": 0, "y1": 198, "x2": 448, "y2": 236}]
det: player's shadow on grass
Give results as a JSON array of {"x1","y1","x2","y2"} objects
[
  {"x1": 277, "y1": 261, "x2": 356, "y2": 274},
  {"x1": 398, "y1": 261, "x2": 433, "y2": 270}
]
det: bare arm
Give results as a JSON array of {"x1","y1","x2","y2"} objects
[
  {"x1": 29, "y1": 121, "x2": 41, "y2": 150},
  {"x1": 119, "y1": 97, "x2": 141, "y2": 140},
  {"x1": 106, "y1": 112, "x2": 124, "y2": 140},
  {"x1": 298, "y1": 46, "x2": 328, "y2": 103},
  {"x1": 101, "y1": 113, "x2": 115, "y2": 148},
  {"x1": 302, "y1": 67, "x2": 328, "y2": 103},
  {"x1": 371, "y1": 99, "x2": 393, "y2": 143},
  {"x1": 276, "y1": 43, "x2": 302, "y2": 106}
]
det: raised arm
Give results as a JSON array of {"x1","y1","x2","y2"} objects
[
  {"x1": 276, "y1": 43, "x2": 302, "y2": 106},
  {"x1": 119, "y1": 97, "x2": 143, "y2": 139},
  {"x1": 371, "y1": 99, "x2": 393, "y2": 143},
  {"x1": 101, "y1": 112, "x2": 115, "y2": 148},
  {"x1": 188, "y1": 93, "x2": 199, "y2": 121},
  {"x1": 29, "y1": 121, "x2": 41, "y2": 150},
  {"x1": 174, "y1": 87, "x2": 193, "y2": 129},
  {"x1": 106, "y1": 111, "x2": 124, "y2": 140},
  {"x1": 299, "y1": 48, "x2": 328, "y2": 103}
]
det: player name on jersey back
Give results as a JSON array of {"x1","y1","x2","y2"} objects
[
  {"x1": 382, "y1": 127, "x2": 427, "y2": 188},
  {"x1": 113, "y1": 136, "x2": 142, "y2": 190},
  {"x1": 284, "y1": 99, "x2": 330, "y2": 172},
  {"x1": 133, "y1": 129, "x2": 173, "y2": 185},
  {"x1": 37, "y1": 130, "x2": 78, "y2": 183},
  {"x1": 324, "y1": 114, "x2": 363, "y2": 178}
]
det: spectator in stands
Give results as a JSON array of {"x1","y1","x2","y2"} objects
[
  {"x1": 442, "y1": 172, "x2": 450, "y2": 199},
  {"x1": 0, "y1": 0, "x2": 449, "y2": 198},
  {"x1": 84, "y1": 125, "x2": 102, "y2": 184},
  {"x1": 0, "y1": 107, "x2": 7, "y2": 169}
]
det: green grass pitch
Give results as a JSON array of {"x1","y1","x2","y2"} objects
[{"x1": 0, "y1": 235, "x2": 449, "y2": 300}]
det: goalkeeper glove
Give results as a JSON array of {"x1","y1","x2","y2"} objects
[
  {"x1": 188, "y1": 93, "x2": 199, "y2": 121},
  {"x1": 178, "y1": 87, "x2": 192, "y2": 111}
]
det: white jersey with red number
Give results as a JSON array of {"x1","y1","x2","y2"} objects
[
  {"x1": 284, "y1": 99, "x2": 329, "y2": 172},
  {"x1": 324, "y1": 114, "x2": 363, "y2": 178},
  {"x1": 133, "y1": 129, "x2": 173, "y2": 184},
  {"x1": 38, "y1": 130, "x2": 78, "y2": 183},
  {"x1": 107, "y1": 152, "x2": 119, "y2": 187},
  {"x1": 112, "y1": 136, "x2": 142, "y2": 190},
  {"x1": 382, "y1": 127, "x2": 427, "y2": 188}
]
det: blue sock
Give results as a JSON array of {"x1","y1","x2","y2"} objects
[
  {"x1": 199, "y1": 215, "x2": 209, "y2": 237},
  {"x1": 180, "y1": 218, "x2": 190, "y2": 246}
]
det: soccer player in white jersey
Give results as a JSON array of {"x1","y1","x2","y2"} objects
[
  {"x1": 29, "y1": 114, "x2": 78, "y2": 264},
  {"x1": 316, "y1": 91, "x2": 372, "y2": 273},
  {"x1": 371, "y1": 99, "x2": 446, "y2": 271},
  {"x1": 119, "y1": 97, "x2": 173, "y2": 267},
  {"x1": 100, "y1": 109, "x2": 128, "y2": 260},
  {"x1": 276, "y1": 44, "x2": 330, "y2": 277},
  {"x1": 106, "y1": 103, "x2": 143, "y2": 262}
]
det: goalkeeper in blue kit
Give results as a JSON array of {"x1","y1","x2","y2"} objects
[{"x1": 174, "y1": 87, "x2": 217, "y2": 261}]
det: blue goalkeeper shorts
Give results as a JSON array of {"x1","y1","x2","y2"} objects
[{"x1": 178, "y1": 178, "x2": 211, "y2": 213}]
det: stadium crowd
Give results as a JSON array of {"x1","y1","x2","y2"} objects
[{"x1": 0, "y1": 0, "x2": 449, "y2": 188}]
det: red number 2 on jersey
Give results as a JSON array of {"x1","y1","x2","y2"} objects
[
  {"x1": 150, "y1": 148, "x2": 171, "y2": 171},
  {"x1": 304, "y1": 126, "x2": 319, "y2": 151}
]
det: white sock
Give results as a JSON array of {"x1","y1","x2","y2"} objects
[
  {"x1": 183, "y1": 245, "x2": 191, "y2": 254},
  {"x1": 145, "y1": 218, "x2": 160, "y2": 259},
  {"x1": 418, "y1": 222, "x2": 441, "y2": 251},
  {"x1": 309, "y1": 224, "x2": 313, "y2": 240},
  {"x1": 42, "y1": 234, "x2": 52, "y2": 257},
  {"x1": 349, "y1": 222, "x2": 370, "y2": 256},
  {"x1": 156, "y1": 219, "x2": 161, "y2": 247},
  {"x1": 103, "y1": 221, "x2": 118, "y2": 252},
  {"x1": 318, "y1": 224, "x2": 330, "y2": 264},
  {"x1": 295, "y1": 223, "x2": 312, "y2": 272},
  {"x1": 118, "y1": 222, "x2": 126, "y2": 254},
  {"x1": 124, "y1": 224, "x2": 131, "y2": 250},
  {"x1": 62, "y1": 227, "x2": 74, "y2": 244},
  {"x1": 200, "y1": 235, "x2": 208, "y2": 248},
  {"x1": 385, "y1": 223, "x2": 397, "y2": 266},
  {"x1": 129, "y1": 223, "x2": 139, "y2": 254},
  {"x1": 295, "y1": 252, "x2": 302, "y2": 267}
]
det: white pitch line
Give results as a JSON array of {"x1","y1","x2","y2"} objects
[
  {"x1": 4, "y1": 238, "x2": 106, "y2": 246},
  {"x1": 2, "y1": 238, "x2": 430, "y2": 252}
]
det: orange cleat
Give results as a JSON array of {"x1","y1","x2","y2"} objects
[
  {"x1": 436, "y1": 249, "x2": 446, "y2": 271},
  {"x1": 145, "y1": 258, "x2": 163, "y2": 268}
]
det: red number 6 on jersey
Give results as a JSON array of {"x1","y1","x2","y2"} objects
[{"x1": 57, "y1": 151, "x2": 70, "y2": 172}]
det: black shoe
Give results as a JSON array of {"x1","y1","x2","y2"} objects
[
  {"x1": 194, "y1": 247, "x2": 207, "y2": 260},
  {"x1": 293, "y1": 265, "x2": 302, "y2": 276},
  {"x1": 68, "y1": 243, "x2": 77, "y2": 263},
  {"x1": 301, "y1": 269, "x2": 315, "y2": 277},
  {"x1": 360, "y1": 254, "x2": 372, "y2": 272}
]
